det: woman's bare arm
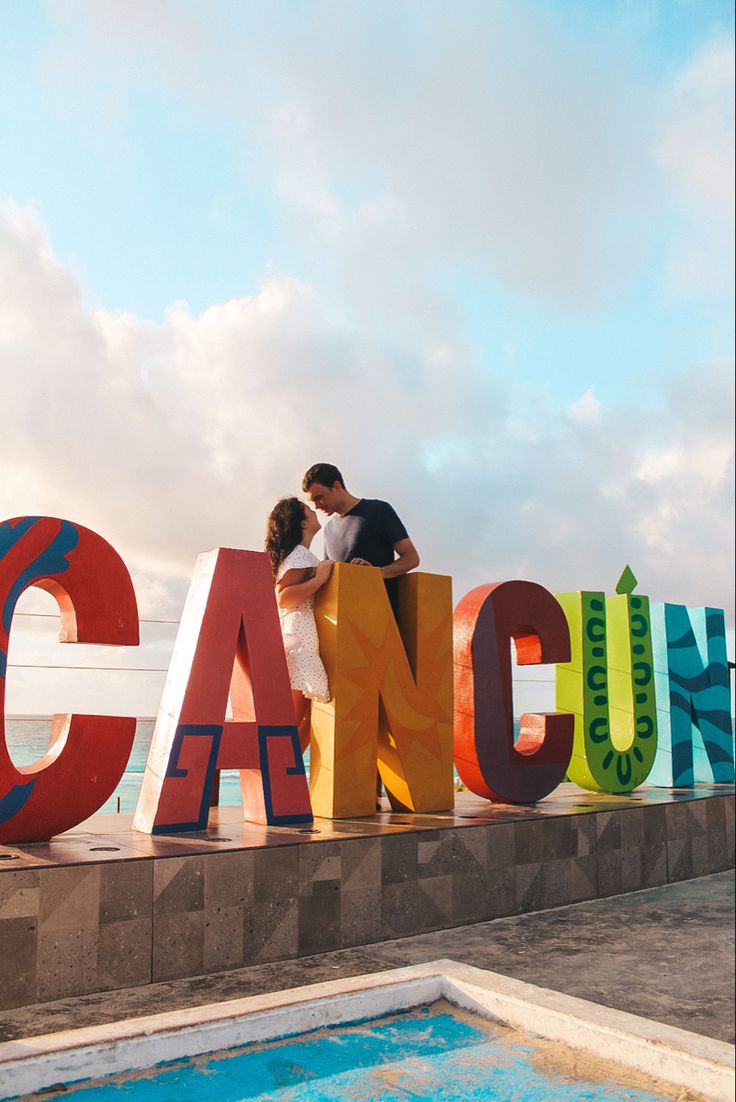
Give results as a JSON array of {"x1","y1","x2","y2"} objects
[{"x1": 276, "y1": 561, "x2": 334, "y2": 609}]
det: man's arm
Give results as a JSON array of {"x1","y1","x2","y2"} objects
[{"x1": 381, "y1": 538, "x2": 419, "y2": 579}]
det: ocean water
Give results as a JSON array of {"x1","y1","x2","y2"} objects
[
  {"x1": 4, "y1": 717, "x2": 245, "y2": 815},
  {"x1": 4, "y1": 717, "x2": 471, "y2": 818}
]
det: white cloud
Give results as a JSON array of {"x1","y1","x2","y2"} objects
[
  {"x1": 267, "y1": 2, "x2": 662, "y2": 324},
  {"x1": 658, "y1": 38, "x2": 735, "y2": 299},
  {"x1": 39, "y1": 0, "x2": 658, "y2": 325},
  {"x1": 637, "y1": 441, "x2": 733, "y2": 490},
  {"x1": 4, "y1": 6, "x2": 735, "y2": 715},
  {"x1": 659, "y1": 39, "x2": 735, "y2": 222},
  {"x1": 1, "y1": 201, "x2": 732, "y2": 649},
  {"x1": 568, "y1": 387, "x2": 601, "y2": 421},
  {"x1": 36, "y1": 5, "x2": 733, "y2": 326}
]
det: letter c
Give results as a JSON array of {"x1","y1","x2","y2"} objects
[{"x1": 0, "y1": 517, "x2": 139, "y2": 843}]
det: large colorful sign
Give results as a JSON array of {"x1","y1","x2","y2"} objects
[{"x1": 0, "y1": 516, "x2": 733, "y2": 842}]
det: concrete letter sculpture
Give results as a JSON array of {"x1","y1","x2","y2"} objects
[
  {"x1": 2, "y1": 518, "x2": 733, "y2": 844},
  {"x1": 555, "y1": 568, "x2": 658, "y2": 793},
  {"x1": 311, "y1": 564, "x2": 454, "y2": 818},
  {"x1": 0, "y1": 516, "x2": 139, "y2": 842},
  {"x1": 133, "y1": 548, "x2": 312, "y2": 833},
  {"x1": 454, "y1": 580, "x2": 574, "y2": 804},
  {"x1": 648, "y1": 603, "x2": 734, "y2": 786}
]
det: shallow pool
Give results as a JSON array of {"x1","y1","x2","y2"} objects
[{"x1": 20, "y1": 1003, "x2": 676, "y2": 1102}]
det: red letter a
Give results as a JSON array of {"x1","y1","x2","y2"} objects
[{"x1": 133, "y1": 548, "x2": 312, "y2": 834}]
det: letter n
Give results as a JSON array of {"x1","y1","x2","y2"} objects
[
  {"x1": 133, "y1": 548, "x2": 312, "y2": 833},
  {"x1": 648, "y1": 603, "x2": 734, "y2": 786},
  {"x1": 310, "y1": 564, "x2": 454, "y2": 817}
]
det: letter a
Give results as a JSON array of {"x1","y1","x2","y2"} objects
[{"x1": 133, "y1": 548, "x2": 312, "y2": 833}]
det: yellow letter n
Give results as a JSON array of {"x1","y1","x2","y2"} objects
[{"x1": 310, "y1": 563, "x2": 454, "y2": 818}]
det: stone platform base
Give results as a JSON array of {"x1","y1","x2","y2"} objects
[{"x1": 0, "y1": 784, "x2": 733, "y2": 1011}]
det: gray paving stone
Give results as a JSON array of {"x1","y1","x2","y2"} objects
[{"x1": 0, "y1": 872, "x2": 730, "y2": 1045}]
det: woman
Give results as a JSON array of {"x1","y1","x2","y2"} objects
[{"x1": 265, "y1": 496, "x2": 333, "y2": 748}]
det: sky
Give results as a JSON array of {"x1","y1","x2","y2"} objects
[{"x1": 1, "y1": 0, "x2": 734, "y2": 720}]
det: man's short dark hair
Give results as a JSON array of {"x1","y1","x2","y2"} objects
[{"x1": 302, "y1": 463, "x2": 345, "y2": 492}]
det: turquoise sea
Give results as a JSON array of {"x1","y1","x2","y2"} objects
[
  {"x1": 4, "y1": 717, "x2": 245, "y2": 815},
  {"x1": 5, "y1": 716, "x2": 474, "y2": 818}
]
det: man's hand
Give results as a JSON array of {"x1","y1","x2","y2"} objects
[
  {"x1": 381, "y1": 539, "x2": 420, "y2": 579},
  {"x1": 350, "y1": 557, "x2": 373, "y2": 566}
]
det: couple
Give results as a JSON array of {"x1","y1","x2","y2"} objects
[{"x1": 264, "y1": 462, "x2": 419, "y2": 746}]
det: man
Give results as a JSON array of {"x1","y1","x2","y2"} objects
[
  {"x1": 302, "y1": 462, "x2": 419, "y2": 616},
  {"x1": 303, "y1": 462, "x2": 419, "y2": 808}
]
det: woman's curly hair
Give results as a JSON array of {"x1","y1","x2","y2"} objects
[{"x1": 265, "y1": 496, "x2": 306, "y2": 578}]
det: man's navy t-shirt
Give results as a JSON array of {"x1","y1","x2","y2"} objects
[{"x1": 323, "y1": 499, "x2": 409, "y2": 614}]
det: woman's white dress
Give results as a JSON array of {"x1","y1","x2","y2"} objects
[{"x1": 277, "y1": 545, "x2": 330, "y2": 703}]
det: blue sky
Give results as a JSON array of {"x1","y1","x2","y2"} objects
[{"x1": 1, "y1": 0, "x2": 733, "y2": 714}]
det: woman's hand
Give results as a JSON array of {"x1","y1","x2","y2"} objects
[{"x1": 314, "y1": 559, "x2": 334, "y2": 587}]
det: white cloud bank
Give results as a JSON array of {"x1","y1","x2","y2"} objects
[
  {"x1": 1, "y1": 200, "x2": 732, "y2": 620},
  {"x1": 658, "y1": 37, "x2": 735, "y2": 300},
  {"x1": 42, "y1": 0, "x2": 659, "y2": 326},
  {"x1": 4, "y1": 4, "x2": 734, "y2": 715}
]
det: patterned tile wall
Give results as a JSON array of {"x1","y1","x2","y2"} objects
[{"x1": 0, "y1": 793, "x2": 733, "y2": 1010}]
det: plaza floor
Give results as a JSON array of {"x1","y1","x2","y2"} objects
[{"x1": 2, "y1": 870, "x2": 732, "y2": 1046}]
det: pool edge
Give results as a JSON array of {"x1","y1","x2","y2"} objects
[{"x1": 0, "y1": 960, "x2": 733, "y2": 1102}]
